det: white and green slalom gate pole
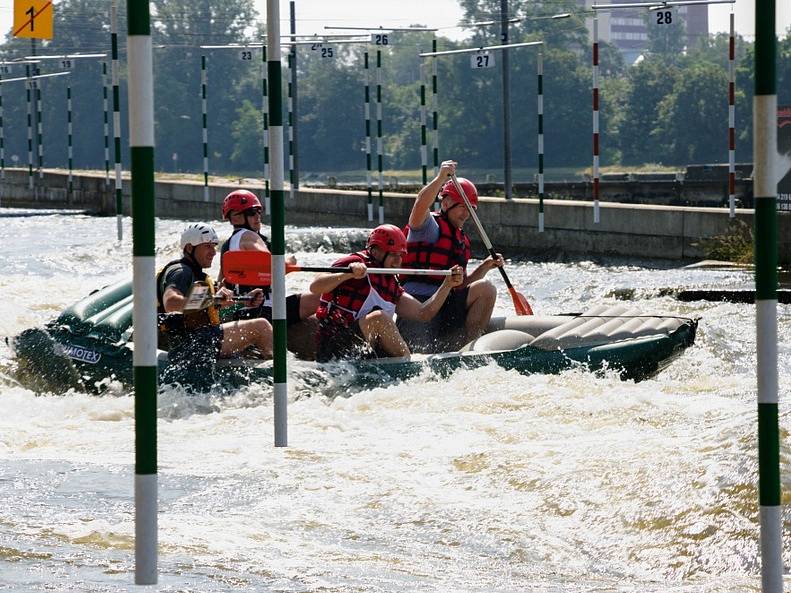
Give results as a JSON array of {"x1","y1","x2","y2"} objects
[
  {"x1": 537, "y1": 48, "x2": 544, "y2": 233},
  {"x1": 0, "y1": 70, "x2": 4, "y2": 186},
  {"x1": 432, "y1": 38, "x2": 440, "y2": 212},
  {"x1": 35, "y1": 63, "x2": 43, "y2": 180},
  {"x1": 419, "y1": 62, "x2": 427, "y2": 186},
  {"x1": 201, "y1": 54, "x2": 209, "y2": 202},
  {"x1": 66, "y1": 79, "x2": 73, "y2": 197},
  {"x1": 592, "y1": 13, "x2": 600, "y2": 224},
  {"x1": 267, "y1": 0, "x2": 288, "y2": 447},
  {"x1": 375, "y1": 46, "x2": 384, "y2": 224},
  {"x1": 112, "y1": 0, "x2": 124, "y2": 241},
  {"x1": 728, "y1": 10, "x2": 736, "y2": 218},
  {"x1": 754, "y1": 0, "x2": 781, "y2": 590},
  {"x1": 285, "y1": 52, "x2": 295, "y2": 201},
  {"x1": 127, "y1": 0, "x2": 158, "y2": 583},
  {"x1": 103, "y1": 61, "x2": 110, "y2": 188},
  {"x1": 364, "y1": 49, "x2": 373, "y2": 222},
  {"x1": 26, "y1": 64, "x2": 33, "y2": 190},
  {"x1": 262, "y1": 46, "x2": 271, "y2": 217}
]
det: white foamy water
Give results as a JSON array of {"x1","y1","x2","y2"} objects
[{"x1": 0, "y1": 209, "x2": 789, "y2": 592}]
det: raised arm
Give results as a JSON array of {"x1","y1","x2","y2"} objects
[{"x1": 409, "y1": 160, "x2": 457, "y2": 228}]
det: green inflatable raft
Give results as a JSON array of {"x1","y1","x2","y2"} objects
[{"x1": 10, "y1": 279, "x2": 698, "y2": 394}]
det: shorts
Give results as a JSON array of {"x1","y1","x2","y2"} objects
[
  {"x1": 396, "y1": 287, "x2": 469, "y2": 353},
  {"x1": 226, "y1": 294, "x2": 302, "y2": 326},
  {"x1": 315, "y1": 314, "x2": 377, "y2": 363},
  {"x1": 165, "y1": 325, "x2": 224, "y2": 377},
  {"x1": 261, "y1": 294, "x2": 303, "y2": 326}
]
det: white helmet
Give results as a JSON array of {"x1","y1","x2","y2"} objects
[{"x1": 180, "y1": 222, "x2": 219, "y2": 250}]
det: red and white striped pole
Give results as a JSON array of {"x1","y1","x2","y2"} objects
[
  {"x1": 592, "y1": 14, "x2": 600, "y2": 224},
  {"x1": 728, "y1": 10, "x2": 736, "y2": 217}
]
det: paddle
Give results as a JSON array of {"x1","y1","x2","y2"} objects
[
  {"x1": 449, "y1": 173, "x2": 534, "y2": 315},
  {"x1": 222, "y1": 250, "x2": 452, "y2": 287},
  {"x1": 182, "y1": 281, "x2": 255, "y2": 311}
]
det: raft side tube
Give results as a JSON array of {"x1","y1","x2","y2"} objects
[{"x1": 55, "y1": 279, "x2": 133, "y2": 335}]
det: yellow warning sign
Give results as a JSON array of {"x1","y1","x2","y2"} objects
[{"x1": 13, "y1": 0, "x2": 54, "y2": 40}]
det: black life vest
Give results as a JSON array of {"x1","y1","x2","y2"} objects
[
  {"x1": 400, "y1": 211, "x2": 470, "y2": 285},
  {"x1": 220, "y1": 226, "x2": 272, "y2": 296},
  {"x1": 156, "y1": 257, "x2": 220, "y2": 335}
]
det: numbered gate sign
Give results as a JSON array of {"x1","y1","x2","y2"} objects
[
  {"x1": 13, "y1": 0, "x2": 53, "y2": 39},
  {"x1": 655, "y1": 10, "x2": 673, "y2": 25},
  {"x1": 310, "y1": 43, "x2": 335, "y2": 59},
  {"x1": 239, "y1": 48, "x2": 255, "y2": 61},
  {"x1": 60, "y1": 59, "x2": 72, "y2": 70},
  {"x1": 471, "y1": 51, "x2": 495, "y2": 69},
  {"x1": 370, "y1": 33, "x2": 390, "y2": 46}
]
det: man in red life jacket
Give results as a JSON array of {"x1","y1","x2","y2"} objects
[
  {"x1": 217, "y1": 189, "x2": 320, "y2": 358},
  {"x1": 397, "y1": 160, "x2": 504, "y2": 352},
  {"x1": 310, "y1": 224, "x2": 463, "y2": 363}
]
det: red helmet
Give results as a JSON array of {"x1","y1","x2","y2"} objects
[
  {"x1": 367, "y1": 224, "x2": 408, "y2": 255},
  {"x1": 440, "y1": 177, "x2": 478, "y2": 209},
  {"x1": 222, "y1": 189, "x2": 262, "y2": 219}
]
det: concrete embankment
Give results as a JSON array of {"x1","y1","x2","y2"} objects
[{"x1": 2, "y1": 168, "x2": 789, "y2": 264}]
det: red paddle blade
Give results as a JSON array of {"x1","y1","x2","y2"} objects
[
  {"x1": 223, "y1": 251, "x2": 273, "y2": 286},
  {"x1": 509, "y1": 287, "x2": 534, "y2": 316}
]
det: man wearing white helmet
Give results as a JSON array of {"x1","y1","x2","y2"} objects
[{"x1": 156, "y1": 222, "x2": 273, "y2": 366}]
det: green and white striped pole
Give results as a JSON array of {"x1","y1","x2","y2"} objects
[
  {"x1": 201, "y1": 54, "x2": 209, "y2": 202},
  {"x1": 286, "y1": 51, "x2": 295, "y2": 201},
  {"x1": 26, "y1": 65, "x2": 33, "y2": 190},
  {"x1": 267, "y1": 0, "x2": 288, "y2": 447},
  {"x1": 375, "y1": 48, "x2": 384, "y2": 224},
  {"x1": 364, "y1": 50, "x2": 373, "y2": 221},
  {"x1": 431, "y1": 38, "x2": 439, "y2": 212},
  {"x1": 262, "y1": 46, "x2": 271, "y2": 218},
  {"x1": 419, "y1": 62, "x2": 427, "y2": 186},
  {"x1": 128, "y1": 0, "x2": 157, "y2": 584},
  {"x1": 35, "y1": 64, "x2": 43, "y2": 180},
  {"x1": 66, "y1": 79, "x2": 73, "y2": 198},
  {"x1": 754, "y1": 0, "x2": 781, "y2": 590},
  {"x1": 537, "y1": 48, "x2": 544, "y2": 233},
  {"x1": 102, "y1": 61, "x2": 110, "y2": 188},
  {"x1": 112, "y1": 0, "x2": 124, "y2": 241},
  {"x1": 0, "y1": 70, "x2": 4, "y2": 185}
]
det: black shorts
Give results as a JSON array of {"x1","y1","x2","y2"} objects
[
  {"x1": 167, "y1": 325, "x2": 224, "y2": 367},
  {"x1": 226, "y1": 294, "x2": 302, "y2": 326},
  {"x1": 315, "y1": 315, "x2": 377, "y2": 363},
  {"x1": 261, "y1": 293, "x2": 302, "y2": 326},
  {"x1": 396, "y1": 287, "x2": 469, "y2": 353}
]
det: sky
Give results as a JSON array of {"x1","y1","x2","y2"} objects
[{"x1": 0, "y1": 0, "x2": 789, "y2": 46}]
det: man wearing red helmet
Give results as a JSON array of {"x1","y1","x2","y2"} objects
[
  {"x1": 218, "y1": 189, "x2": 320, "y2": 357},
  {"x1": 309, "y1": 224, "x2": 462, "y2": 362},
  {"x1": 398, "y1": 160, "x2": 504, "y2": 352}
]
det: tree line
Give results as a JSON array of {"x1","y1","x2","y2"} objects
[{"x1": 1, "y1": 0, "x2": 789, "y2": 179}]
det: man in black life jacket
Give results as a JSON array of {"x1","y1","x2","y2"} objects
[
  {"x1": 397, "y1": 160, "x2": 504, "y2": 352},
  {"x1": 309, "y1": 224, "x2": 463, "y2": 362},
  {"x1": 217, "y1": 189, "x2": 320, "y2": 359},
  {"x1": 157, "y1": 223, "x2": 273, "y2": 368}
]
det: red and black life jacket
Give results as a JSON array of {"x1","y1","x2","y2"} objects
[
  {"x1": 400, "y1": 211, "x2": 470, "y2": 285},
  {"x1": 316, "y1": 250, "x2": 402, "y2": 326}
]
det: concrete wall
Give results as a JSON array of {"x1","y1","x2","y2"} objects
[{"x1": 2, "y1": 168, "x2": 788, "y2": 263}]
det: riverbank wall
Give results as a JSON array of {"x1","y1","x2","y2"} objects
[{"x1": 2, "y1": 168, "x2": 788, "y2": 264}]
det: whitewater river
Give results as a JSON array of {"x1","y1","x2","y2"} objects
[{"x1": 0, "y1": 209, "x2": 789, "y2": 592}]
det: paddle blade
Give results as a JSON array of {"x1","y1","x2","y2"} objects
[
  {"x1": 223, "y1": 250, "x2": 273, "y2": 286},
  {"x1": 509, "y1": 287, "x2": 534, "y2": 316}
]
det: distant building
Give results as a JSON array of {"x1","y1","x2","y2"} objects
[{"x1": 578, "y1": 0, "x2": 709, "y2": 64}]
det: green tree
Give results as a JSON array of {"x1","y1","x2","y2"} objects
[
  {"x1": 617, "y1": 58, "x2": 681, "y2": 165},
  {"x1": 645, "y1": 9, "x2": 687, "y2": 59},
  {"x1": 653, "y1": 61, "x2": 729, "y2": 164}
]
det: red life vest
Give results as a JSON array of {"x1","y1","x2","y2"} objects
[
  {"x1": 401, "y1": 211, "x2": 470, "y2": 285},
  {"x1": 316, "y1": 251, "x2": 403, "y2": 326}
]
